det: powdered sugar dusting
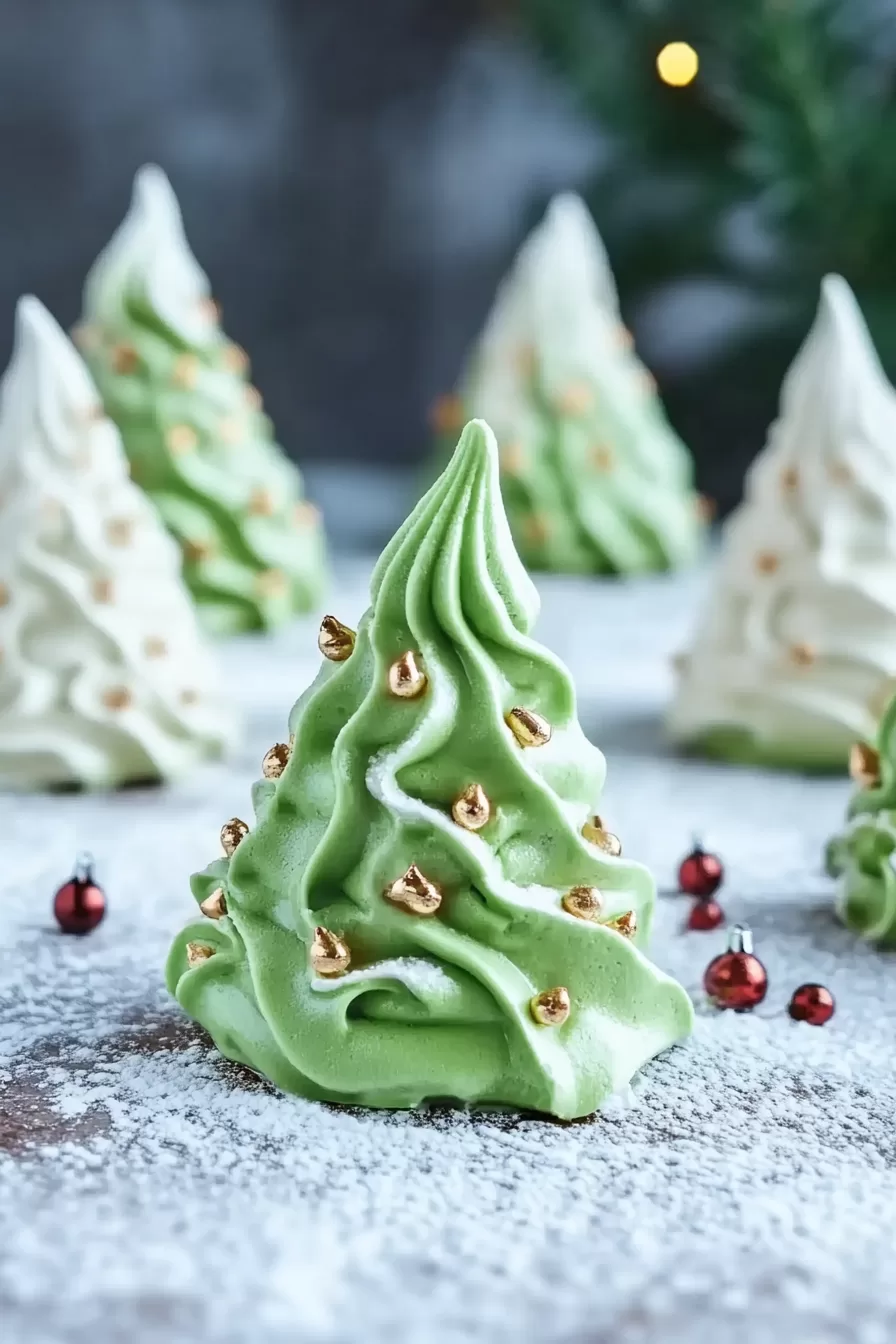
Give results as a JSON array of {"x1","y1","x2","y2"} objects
[
  {"x1": 2, "y1": 562, "x2": 896, "y2": 1344},
  {"x1": 312, "y1": 956, "x2": 455, "y2": 996}
]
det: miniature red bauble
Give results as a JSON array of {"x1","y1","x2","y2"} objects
[
  {"x1": 678, "y1": 843, "x2": 723, "y2": 898},
  {"x1": 687, "y1": 898, "x2": 725, "y2": 931},
  {"x1": 788, "y1": 983, "x2": 835, "y2": 1026},
  {"x1": 703, "y1": 926, "x2": 767, "y2": 1011},
  {"x1": 54, "y1": 853, "x2": 105, "y2": 935}
]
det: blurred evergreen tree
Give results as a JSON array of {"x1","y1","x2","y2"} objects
[{"x1": 517, "y1": 0, "x2": 896, "y2": 507}]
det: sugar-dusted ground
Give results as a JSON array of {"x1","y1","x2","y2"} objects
[{"x1": 2, "y1": 561, "x2": 893, "y2": 1344}]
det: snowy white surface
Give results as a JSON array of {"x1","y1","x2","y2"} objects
[{"x1": 2, "y1": 558, "x2": 894, "y2": 1344}]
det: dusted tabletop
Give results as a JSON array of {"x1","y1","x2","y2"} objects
[{"x1": 2, "y1": 558, "x2": 893, "y2": 1344}]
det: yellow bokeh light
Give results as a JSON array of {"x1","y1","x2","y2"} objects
[{"x1": 656, "y1": 41, "x2": 699, "y2": 88}]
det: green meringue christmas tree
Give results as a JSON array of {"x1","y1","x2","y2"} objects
[
  {"x1": 79, "y1": 165, "x2": 326, "y2": 635},
  {"x1": 431, "y1": 194, "x2": 705, "y2": 575},
  {"x1": 826, "y1": 695, "x2": 896, "y2": 945},
  {"x1": 167, "y1": 418, "x2": 692, "y2": 1117}
]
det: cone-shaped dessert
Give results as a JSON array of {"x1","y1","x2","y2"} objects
[
  {"x1": 430, "y1": 194, "x2": 703, "y2": 575},
  {"x1": 78, "y1": 165, "x2": 326, "y2": 634},
  {"x1": 670, "y1": 275, "x2": 896, "y2": 771},
  {"x1": 825, "y1": 696, "x2": 896, "y2": 944},
  {"x1": 0, "y1": 297, "x2": 232, "y2": 789},
  {"x1": 167, "y1": 418, "x2": 692, "y2": 1117}
]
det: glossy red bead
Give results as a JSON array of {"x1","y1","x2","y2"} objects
[
  {"x1": 788, "y1": 983, "x2": 835, "y2": 1026},
  {"x1": 687, "y1": 899, "x2": 725, "y2": 931},
  {"x1": 704, "y1": 928, "x2": 768, "y2": 1011},
  {"x1": 54, "y1": 878, "x2": 106, "y2": 935},
  {"x1": 678, "y1": 846, "x2": 723, "y2": 899}
]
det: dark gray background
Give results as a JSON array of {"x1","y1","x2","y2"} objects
[{"x1": 0, "y1": 0, "x2": 780, "y2": 511}]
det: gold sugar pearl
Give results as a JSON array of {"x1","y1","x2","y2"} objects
[
  {"x1": 524, "y1": 514, "x2": 550, "y2": 546},
  {"x1": 186, "y1": 942, "x2": 216, "y2": 968},
  {"x1": 255, "y1": 569, "x2": 288, "y2": 599},
  {"x1": 310, "y1": 926, "x2": 352, "y2": 978},
  {"x1": 755, "y1": 550, "x2": 779, "y2": 575},
  {"x1": 262, "y1": 742, "x2": 291, "y2": 780},
  {"x1": 582, "y1": 816, "x2": 622, "y2": 856},
  {"x1": 172, "y1": 354, "x2": 200, "y2": 389},
  {"x1": 112, "y1": 344, "x2": 139, "y2": 375},
  {"x1": 555, "y1": 382, "x2": 592, "y2": 417},
  {"x1": 562, "y1": 886, "x2": 603, "y2": 921},
  {"x1": 849, "y1": 742, "x2": 881, "y2": 790},
  {"x1": 247, "y1": 486, "x2": 276, "y2": 517},
  {"x1": 591, "y1": 445, "x2": 614, "y2": 473},
  {"x1": 319, "y1": 615, "x2": 356, "y2": 662},
  {"x1": 0, "y1": 582, "x2": 9, "y2": 608},
  {"x1": 790, "y1": 642, "x2": 816, "y2": 668},
  {"x1": 91, "y1": 576, "x2": 114, "y2": 604},
  {"x1": 167, "y1": 424, "x2": 198, "y2": 456},
  {"x1": 222, "y1": 343, "x2": 249, "y2": 375},
  {"x1": 603, "y1": 910, "x2": 637, "y2": 938},
  {"x1": 198, "y1": 296, "x2": 221, "y2": 323},
  {"x1": 781, "y1": 466, "x2": 799, "y2": 492},
  {"x1": 184, "y1": 538, "x2": 215, "y2": 564},
  {"x1": 294, "y1": 500, "x2": 320, "y2": 528},
  {"x1": 505, "y1": 707, "x2": 552, "y2": 748},
  {"x1": 245, "y1": 385, "x2": 264, "y2": 412},
  {"x1": 388, "y1": 651, "x2": 427, "y2": 699},
  {"x1": 429, "y1": 393, "x2": 466, "y2": 435},
  {"x1": 200, "y1": 888, "x2": 227, "y2": 920},
  {"x1": 220, "y1": 817, "x2": 249, "y2": 856},
  {"x1": 102, "y1": 686, "x2": 132, "y2": 711},
  {"x1": 144, "y1": 636, "x2": 167, "y2": 659},
  {"x1": 530, "y1": 986, "x2": 570, "y2": 1027},
  {"x1": 695, "y1": 494, "x2": 717, "y2": 523},
  {"x1": 451, "y1": 783, "x2": 491, "y2": 832},
  {"x1": 384, "y1": 864, "x2": 443, "y2": 916},
  {"x1": 105, "y1": 517, "x2": 134, "y2": 547},
  {"x1": 500, "y1": 443, "x2": 525, "y2": 476}
]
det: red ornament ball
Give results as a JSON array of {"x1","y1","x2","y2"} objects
[
  {"x1": 678, "y1": 843, "x2": 723, "y2": 899},
  {"x1": 703, "y1": 926, "x2": 767, "y2": 1011},
  {"x1": 788, "y1": 983, "x2": 835, "y2": 1026},
  {"x1": 687, "y1": 898, "x2": 725, "y2": 931},
  {"x1": 54, "y1": 854, "x2": 105, "y2": 936}
]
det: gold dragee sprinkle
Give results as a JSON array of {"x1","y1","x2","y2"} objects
[
  {"x1": 530, "y1": 987, "x2": 571, "y2": 1027},
  {"x1": 849, "y1": 742, "x2": 881, "y2": 790},
  {"x1": 505, "y1": 707, "x2": 552, "y2": 748},
  {"x1": 262, "y1": 742, "x2": 291, "y2": 780},
  {"x1": 318, "y1": 615, "x2": 356, "y2": 662},
  {"x1": 451, "y1": 783, "x2": 491, "y2": 832},
  {"x1": 186, "y1": 942, "x2": 215, "y2": 968},
  {"x1": 200, "y1": 888, "x2": 227, "y2": 920},
  {"x1": 562, "y1": 886, "x2": 603, "y2": 921},
  {"x1": 220, "y1": 818, "x2": 249, "y2": 856},
  {"x1": 310, "y1": 926, "x2": 352, "y2": 977},
  {"x1": 384, "y1": 864, "x2": 443, "y2": 916},
  {"x1": 388, "y1": 651, "x2": 427, "y2": 699}
]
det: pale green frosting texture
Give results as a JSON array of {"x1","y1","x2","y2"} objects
[
  {"x1": 82, "y1": 166, "x2": 326, "y2": 635},
  {"x1": 826, "y1": 693, "x2": 896, "y2": 945},
  {"x1": 434, "y1": 194, "x2": 703, "y2": 576},
  {"x1": 167, "y1": 418, "x2": 693, "y2": 1117}
]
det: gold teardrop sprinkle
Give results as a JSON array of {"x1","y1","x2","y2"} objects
[
  {"x1": 582, "y1": 816, "x2": 622, "y2": 856},
  {"x1": 849, "y1": 742, "x2": 881, "y2": 790},
  {"x1": 530, "y1": 986, "x2": 570, "y2": 1027},
  {"x1": 186, "y1": 942, "x2": 215, "y2": 968},
  {"x1": 223, "y1": 343, "x2": 249, "y2": 375},
  {"x1": 220, "y1": 818, "x2": 249, "y2": 856},
  {"x1": 319, "y1": 615, "x2": 356, "y2": 662},
  {"x1": 255, "y1": 569, "x2": 288, "y2": 598},
  {"x1": 310, "y1": 926, "x2": 352, "y2": 978},
  {"x1": 604, "y1": 910, "x2": 637, "y2": 938},
  {"x1": 384, "y1": 864, "x2": 442, "y2": 916},
  {"x1": 429, "y1": 393, "x2": 465, "y2": 435},
  {"x1": 167, "y1": 424, "x2": 198, "y2": 455},
  {"x1": 790, "y1": 642, "x2": 816, "y2": 668},
  {"x1": 112, "y1": 344, "x2": 139, "y2": 374},
  {"x1": 105, "y1": 517, "x2": 134, "y2": 547},
  {"x1": 505, "y1": 707, "x2": 551, "y2": 748},
  {"x1": 247, "y1": 486, "x2": 275, "y2": 516},
  {"x1": 555, "y1": 382, "x2": 592, "y2": 416},
  {"x1": 451, "y1": 783, "x2": 491, "y2": 832},
  {"x1": 144, "y1": 636, "x2": 167, "y2": 659},
  {"x1": 562, "y1": 886, "x2": 603, "y2": 921},
  {"x1": 262, "y1": 742, "x2": 291, "y2": 780},
  {"x1": 388, "y1": 651, "x2": 427, "y2": 699},
  {"x1": 102, "y1": 686, "x2": 132, "y2": 711},
  {"x1": 172, "y1": 353, "x2": 199, "y2": 388},
  {"x1": 200, "y1": 888, "x2": 227, "y2": 920},
  {"x1": 0, "y1": 582, "x2": 9, "y2": 607},
  {"x1": 91, "y1": 576, "x2": 114, "y2": 604}
]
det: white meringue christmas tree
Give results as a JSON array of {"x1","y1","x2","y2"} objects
[
  {"x1": 431, "y1": 193, "x2": 703, "y2": 575},
  {"x1": 0, "y1": 297, "x2": 233, "y2": 790},
  {"x1": 669, "y1": 275, "x2": 896, "y2": 771}
]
